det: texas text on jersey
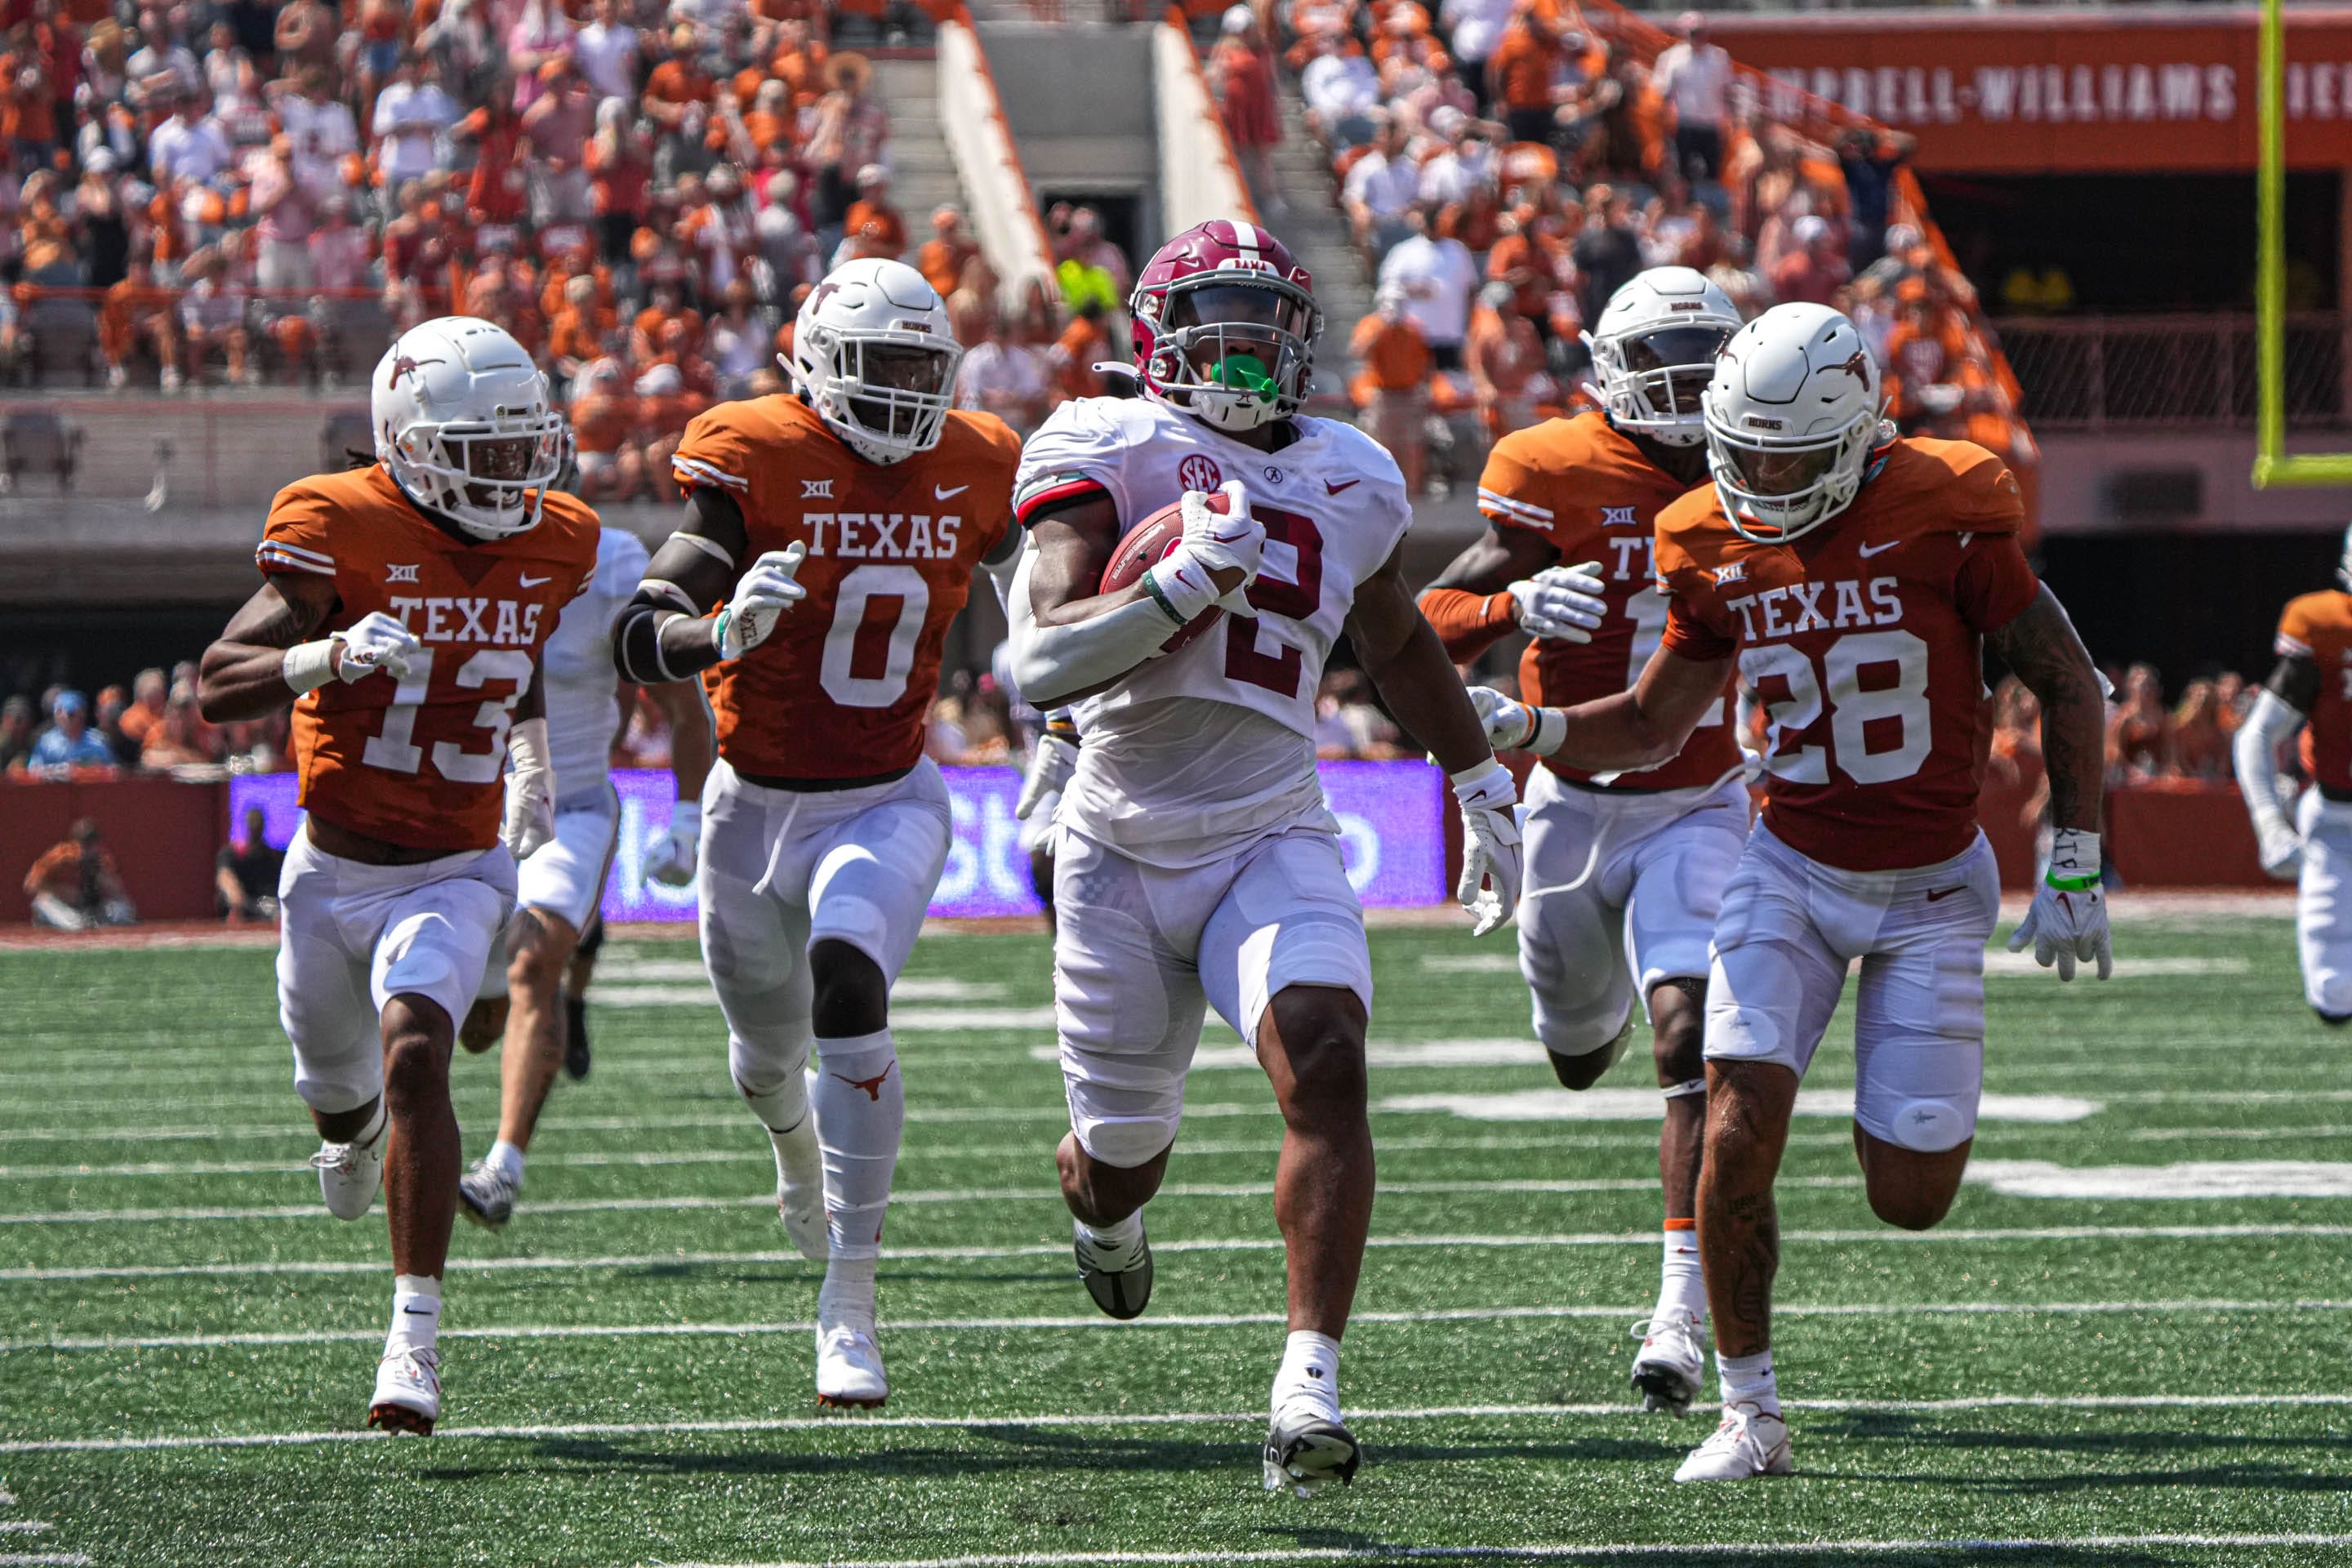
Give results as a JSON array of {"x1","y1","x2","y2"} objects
[
  {"x1": 258, "y1": 463, "x2": 600, "y2": 850},
  {"x1": 1654, "y1": 436, "x2": 2038, "y2": 871},
  {"x1": 1477, "y1": 412, "x2": 1740, "y2": 790},
  {"x1": 670, "y1": 392, "x2": 1020, "y2": 782},
  {"x1": 2275, "y1": 590, "x2": 2352, "y2": 793}
]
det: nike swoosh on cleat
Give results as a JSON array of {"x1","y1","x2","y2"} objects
[
  {"x1": 519, "y1": 573, "x2": 553, "y2": 587},
  {"x1": 1857, "y1": 541, "x2": 1900, "y2": 559},
  {"x1": 935, "y1": 484, "x2": 969, "y2": 500},
  {"x1": 1925, "y1": 886, "x2": 1965, "y2": 902},
  {"x1": 1325, "y1": 479, "x2": 1361, "y2": 494}
]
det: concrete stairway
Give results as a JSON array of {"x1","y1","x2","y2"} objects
[
  {"x1": 870, "y1": 56, "x2": 966, "y2": 249},
  {"x1": 1266, "y1": 77, "x2": 1372, "y2": 396}
]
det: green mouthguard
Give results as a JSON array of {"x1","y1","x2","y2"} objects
[{"x1": 1209, "y1": 354, "x2": 1277, "y2": 395}]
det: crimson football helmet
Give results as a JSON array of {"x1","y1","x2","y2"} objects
[{"x1": 1130, "y1": 219, "x2": 1321, "y2": 434}]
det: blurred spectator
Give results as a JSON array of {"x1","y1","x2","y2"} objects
[
  {"x1": 1342, "y1": 114, "x2": 1418, "y2": 254},
  {"x1": 1440, "y1": 0, "x2": 1513, "y2": 109},
  {"x1": 1570, "y1": 184, "x2": 1640, "y2": 326},
  {"x1": 216, "y1": 804, "x2": 283, "y2": 924},
  {"x1": 806, "y1": 51, "x2": 889, "y2": 234},
  {"x1": 1650, "y1": 11, "x2": 1731, "y2": 183},
  {"x1": 139, "y1": 688, "x2": 217, "y2": 768},
  {"x1": 1771, "y1": 214, "x2": 1849, "y2": 308},
  {"x1": 147, "y1": 88, "x2": 232, "y2": 183},
  {"x1": 575, "y1": 0, "x2": 641, "y2": 104},
  {"x1": 0, "y1": 694, "x2": 32, "y2": 773},
  {"x1": 706, "y1": 278, "x2": 769, "y2": 399},
  {"x1": 1486, "y1": 2, "x2": 1563, "y2": 149},
  {"x1": 1049, "y1": 296, "x2": 1112, "y2": 402},
  {"x1": 2109, "y1": 663, "x2": 2170, "y2": 782},
  {"x1": 1063, "y1": 207, "x2": 1130, "y2": 296},
  {"x1": 372, "y1": 54, "x2": 458, "y2": 191},
  {"x1": 1314, "y1": 669, "x2": 1404, "y2": 759},
  {"x1": 1213, "y1": 7, "x2": 1282, "y2": 212},
  {"x1": 93, "y1": 684, "x2": 130, "y2": 761},
  {"x1": 27, "y1": 689, "x2": 114, "y2": 773},
  {"x1": 24, "y1": 817, "x2": 136, "y2": 930},
  {"x1": 1350, "y1": 287, "x2": 1428, "y2": 492},
  {"x1": 523, "y1": 61, "x2": 597, "y2": 226},
  {"x1": 276, "y1": 65, "x2": 359, "y2": 202},
  {"x1": 1298, "y1": 29, "x2": 1379, "y2": 144},
  {"x1": 178, "y1": 246, "x2": 252, "y2": 385},
  {"x1": 100, "y1": 252, "x2": 179, "y2": 390},
  {"x1": 2171, "y1": 680, "x2": 2232, "y2": 782},
  {"x1": 840, "y1": 163, "x2": 904, "y2": 262},
  {"x1": 954, "y1": 290, "x2": 1051, "y2": 434},
  {"x1": 116, "y1": 668, "x2": 167, "y2": 750},
  {"x1": 916, "y1": 204, "x2": 978, "y2": 297},
  {"x1": 1376, "y1": 207, "x2": 1478, "y2": 371},
  {"x1": 1836, "y1": 126, "x2": 1915, "y2": 274},
  {"x1": 249, "y1": 135, "x2": 315, "y2": 292}
]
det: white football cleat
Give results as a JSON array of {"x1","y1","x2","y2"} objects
[
  {"x1": 773, "y1": 1116, "x2": 827, "y2": 1263},
  {"x1": 310, "y1": 1129, "x2": 385, "y2": 1221},
  {"x1": 815, "y1": 1322, "x2": 888, "y2": 1409},
  {"x1": 368, "y1": 1347, "x2": 441, "y2": 1435},
  {"x1": 1673, "y1": 1401, "x2": 1793, "y2": 1482},
  {"x1": 457, "y1": 1157, "x2": 520, "y2": 1232},
  {"x1": 1629, "y1": 1312, "x2": 1707, "y2": 1414}
]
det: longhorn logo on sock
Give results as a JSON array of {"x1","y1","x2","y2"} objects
[{"x1": 831, "y1": 1064, "x2": 895, "y2": 1101}]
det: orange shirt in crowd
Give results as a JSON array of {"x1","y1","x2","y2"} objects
[
  {"x1": 1349, "y1": 312, "x2": 1431, "y2": 395},
  {"x1": 1486, "y1": 21, "x2": 1560, "y2": 114},
  {"x1": 916, "y1": 235, "x2": 977, "y2": 298},
  {"x1": 841, "y1": 198, "x2": 905, "y2": 256}
]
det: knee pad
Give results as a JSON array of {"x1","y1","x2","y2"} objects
[
  {"x1": 729, "y1": 1020, "x2": 814, "y2": 1100},
  {"x1": 1533, "y1": 1000, "x2": 1634, "y2": 1064},
  {"x1": 1869, "y1": 1096, "x2": 1977, "y2": 1154}
]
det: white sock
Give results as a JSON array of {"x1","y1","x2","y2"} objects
[
  {"x1": 811, "y1": 1030, "x2": 902, "y2": 1261},
  {"x1": 818, "y1": 1254, "x2": 879, "y2": 1330},
  {"x1": 1656, "y1": 1219, "x2": 1706, "y2": 1325},
  {"x1": 387, "y1": 1275, "x2": 441, "y2": 1356},
  {"x1": 486, "y1": 1138, "x2": 525, "y2": 1185},
  {"x1": 1717, "y1": 1348, "x2": 1778, "y2": 1414},
  {"x1": 736, "y1": 1062, "x2": 811, "y2": 1137},
  {"x1": 1272, "y1": 1330, "x2": 1342, "y2": 1423},
  {"x1": 1078, "y1": 1209, "x2": 1143, "y2": 1255}
]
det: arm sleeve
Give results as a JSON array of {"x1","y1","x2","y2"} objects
[
  {"x1": 256, "y1": 481, "x2": 339, "y2": 578},
  {"x1": 670, "y1": 407, "x2": 753, "y2": 498},
  {"x1": 1419, "y1": 586, "x2": 1520, "y2": 662},
  {"x1": 1013, "y1": 399, "x2": 1125, "y2": 528},
  {"x1": 1953, "y1": 533, "x2": 2040, "y2": 635},
  {"x1": 1659, "y1": 585, "x2": 1738, "y2": 663},
  {"x1": 2278, "y1": 599, "x2": 2315, "y2": 660}
]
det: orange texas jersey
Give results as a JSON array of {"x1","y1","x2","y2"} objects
[
  {"x1": 2275, "y1": 590, "x2": 2352, "y2": 792},
  {"x1": 1477, "y1": 412, "x2": 1740, "y2": 791},
  {"x1": 670, "y1": 394, "x2": 1019, "y2": 782},
  {"x1": 257, "y1": 464, "x2": 600, "y2": 853},
  {"x1": 1654, "y1": 436, "x2": 2038, "y2": 874}
]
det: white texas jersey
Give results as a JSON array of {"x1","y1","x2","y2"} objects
[
  {"x1": 541, "y1": 525, "x2": 649, "y2": 800},
  {"x1": 1014, "y1": 395, "x2": 1412, "y2": 866}
]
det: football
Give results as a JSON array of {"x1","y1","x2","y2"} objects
[{"x1": 1100, "y1": 492, "x2": 1227, "y2": 654}]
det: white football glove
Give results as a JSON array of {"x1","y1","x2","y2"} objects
[
  {"x1": 501, "y1": 716, "x2": 556, "y2": 862},
  {"x1": 1506, "y1": 561, "x2": 1607, "y2": 644},
  {"x1": 1467, "y1": 685, "x2": 1565, "y2": 756},
  {"x1": 2253, "y1": 815, "x2": 2303, "y2": 882},
  {"x1": 2007, "y1": 827, "x2": 2112, "y2": 982},
  {"x1": 334, "y1": 611, "x2": 422, "y2": 682},
  {"x1": 1153, "y1": 479, "x2": 1267, "y2": 618},
  {"x1": 1451, "y1": 760, "x2": 1523, "y2": 938},
  {"x1": 713, "y1": 541, "x2": 808, "y2": 661},
  {"x1": 644, "y1": 800, "x2": 700, "y2": 887},
  {"x1": 1017, "y1": 727, "x2": 1078, "y2": 821}
]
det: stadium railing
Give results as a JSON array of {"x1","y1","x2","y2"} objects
[
  {"x1": 939, "y1": 9, "x2": 1064, "y2": 314},
  {"x1": 1993, "y1": 311, "x2": 2350, "y2": 430}
]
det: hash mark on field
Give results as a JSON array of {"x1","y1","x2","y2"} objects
[
  {"x1": 12, "y1": 1222, "x2": 2351, "y2": 1282},
  {"x1": 14, "y1": 1298, "x2": 2351, "y2": 1354},
  {"x1": 7, "y1": 1398, "x2": 2348, "y2": 1455}
]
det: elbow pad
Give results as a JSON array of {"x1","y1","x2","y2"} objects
[
  {"x1": 613, "y1": 599, "x2": 681, "y2": 685},
  {"x1": 1006, "y1": 550, "x2": 1183, "y2": 707}
]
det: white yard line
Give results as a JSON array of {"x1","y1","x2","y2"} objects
[
  {"x1": 0, "y1": 1526, "x2": 54, "y2": 1535},
  {"x1": 0, "y1": 1555, "x2": 89, "y2": 1567},
  {"x1": 666, "y1": 1536, "x2": 2352, "y2": 1568},
  {"x1": 10, "y1": 1297, "x2": 2347, "y2": 1355},
  {"x1": 4, "y1": 1396, "x2": 2345, "y2": 1456},
  {"x1": 0, "y1": 1176, "x2": 1864, "y2": 1227},
  {"x1": 10, "y1": 1220, "x2": 2347, "y2": 1283}
]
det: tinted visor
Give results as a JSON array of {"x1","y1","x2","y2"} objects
[
  {"x1": 1167, "y1": 282, "x2": 1315, "y2": 339},
  {"x1": 1623, "y1": 324, "x2": 1732, "y2": 411},
  {"x1": 461, "y1": 434, "x2": 548, "y2": 483},
  {"x1": 1723, "y1": 440, "x2": 1839, "y2": 499}
]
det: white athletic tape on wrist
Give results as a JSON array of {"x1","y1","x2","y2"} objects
[
  {"x1": 283, "y1": 639, "x2": 339, "y2": 695},
  {"x1": 1450, "y1": 759, "x2": 1517, "y2": 813},
  {"x1": 1663, "y1": 1078, "x2": 1708, "y2": 1100}
]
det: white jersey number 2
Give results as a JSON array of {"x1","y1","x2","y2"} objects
[
  {"x1": 822, "y1": 564, "x2": 931, "y2": 709},
  {"x1": 1223, "y1": 505, "x2": 1325, "y2": 699}
]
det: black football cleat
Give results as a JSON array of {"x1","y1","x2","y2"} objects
[
  {"x1": 1073, "y1": 1218, "x2": 1153, "y2": 1320},
  {"x1": 1263, "y1": 1412, "x2": 1361, "y2": 1498},
  {"x1": 562, "y1": 989, "x2": 591, "y2": 1080}
]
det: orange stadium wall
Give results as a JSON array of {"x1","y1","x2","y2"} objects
[
  {"x1": 1699, "y1": 7, "x2": 2352, "y2": 174},
  {"x1": 0, "y1": 777, "x2": 227, "y2": 923}
]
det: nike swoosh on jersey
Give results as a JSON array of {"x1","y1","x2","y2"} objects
[
  {"x1": 1325, "y1": 479, "x2": 1361, "y2": 494},
  {"x1": 519, "y1": 574, "x2": 553, "y2": 587},
  {"x1": 935, "y1": 484, "x2": 969, "y2": 500},
  {"x1": 1924, "y1": 886, "x2": 1965, "y2": 902},
  {"x1": 1857, "y1": 541, "x2": 1900, "y2": 559}
]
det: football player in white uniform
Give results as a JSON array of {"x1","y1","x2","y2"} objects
[
  {"x1": 1423, "y1": 270, "x2": 1747, "y2": 1414},
  {"x1": 456, "y1": 523, "x2": 714, "y2": 1229},
  {"x1": 1007, "y1": 220, "x2": 1523, "y2": 1498}
]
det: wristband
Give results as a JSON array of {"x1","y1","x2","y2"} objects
[
  {"x1": 283, "y1": 639, "x2": 339, "y2": 695},
  {"x1": 2045, "y1": 828, "x2": 2100, "y2": 890},
  {"x1": 1450, "y1": 758, "x2": 1517, "y2": 813},
  {"x1": 710, "y1": 608, "x2": 732, "y2": 657},
  {"x1": 1526, "y1": 705, "x2": 1567, "y2": 757},
  {"x1": 1138, "y1": 566, "x2": 1187, "y2": 626},
  {"x1": 1142, "y1": 547, "x2": 1223, "y2": 624},
  {"x1": 1043, "y1": 715, "x2": 1080, "y2": 744}
]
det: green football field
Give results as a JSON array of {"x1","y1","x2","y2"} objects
[{"x1": 3, "y1": 909, "x2": 2350, "y2": 1567}]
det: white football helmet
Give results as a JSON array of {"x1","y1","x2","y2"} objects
[
  {"x1": 373, "y1": 316, "x2": 568, "y2": 540},
  {"x1": 786, "y1": 257, "x2": 964, "y2": 466},
  {"x1": 1584, "y1": 266, "x2": 1741, "y2": 448},
  {"x1": 1702, "y1": 302, "x2": 1887, "y2": 543}
]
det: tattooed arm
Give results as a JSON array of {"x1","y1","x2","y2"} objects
[
  {"x1": 1987, "y1": 586, "x2": 2105, "y2": 833},
  {"x1": 197, "y1": 573, "x2": 342, "y2": 723}
]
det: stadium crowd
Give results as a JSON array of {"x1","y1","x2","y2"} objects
[{"x1": 1205, "y1": 0, "x2": 2034, "y2": 497}]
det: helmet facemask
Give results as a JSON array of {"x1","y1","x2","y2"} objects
[
  {"x1": 1705, "y1": 407, "x2": 1882, "y2": 545},
  {"x1": 795, "y1": 324, "x2": 963, "y2": 465},
  {"x1": 1590, "y1": 321, "x2": 1735, "y2": 447},
  {"x1": 1140, "y1": 274, "x2": 1319, "y2": 434},
  {"x1": 387, "y1": 410, "x2": 568, "y2": 540}
]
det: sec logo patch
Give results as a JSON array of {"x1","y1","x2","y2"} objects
[{"x1": 1178, "y1": 454, "x2": 1223, "y2": 491}]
